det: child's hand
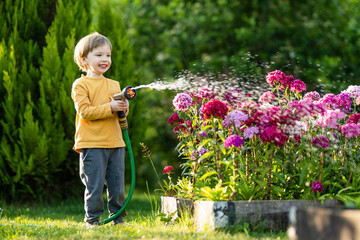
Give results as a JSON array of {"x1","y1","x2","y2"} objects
[{"x1": 110, "y1": 99, "x2": 129, "y2": 112}]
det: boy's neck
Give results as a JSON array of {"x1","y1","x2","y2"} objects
[{"x1": 86, "y1": 72, "x2": 104, "y2": 78}]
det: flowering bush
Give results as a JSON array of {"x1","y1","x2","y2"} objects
[{"x1": 165, "y1": 70, "x2": 360, "y2": 201}]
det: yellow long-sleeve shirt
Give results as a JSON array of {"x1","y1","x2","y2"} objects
[{"x1": 71, "y1": 75, "x2": 126, "y2": 153}]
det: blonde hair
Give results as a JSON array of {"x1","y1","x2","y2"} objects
[{"x1": 74, "y1": 32, "x2": 112, "y2": 71}]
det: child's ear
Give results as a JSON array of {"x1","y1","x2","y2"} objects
[{"x1": 80, "y1": 57, "x2": 87, "y2": 65}]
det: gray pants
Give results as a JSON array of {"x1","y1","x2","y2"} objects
[{"x1": 80, "y1": 148, "x2": 126, "y2": 223}]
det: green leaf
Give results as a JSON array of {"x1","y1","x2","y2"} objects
[
  {"x1": 199, "y1": 171, "x2": 218, "y2": 181},
  {"x1": 198, "y1": 151, "x2": 214, "y2": 162},
  {"x1": 299, "y1": 166, "x2": 307, "y2": 185},
  {"x1": 273, "y1": 172, "x2": 286, "y2": 185}
]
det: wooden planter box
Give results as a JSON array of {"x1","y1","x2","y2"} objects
[
  {"x1": 288, "y1": 206, "x2": 360, "y2": 240},
  {"x1": 161, "y1": 196, "x2": 341, "y2": 230}
]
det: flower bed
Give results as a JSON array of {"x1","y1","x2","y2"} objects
[{"x1": 163, "y1": 70, "x2": 360, "y2": 202}]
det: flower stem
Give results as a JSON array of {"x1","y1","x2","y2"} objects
[
  {"x1": 267, "y1": 157, "x2": 272, "y2": 200},
  {"x1": 319, "y1": 151, "x2": 324, "y2": 182},
  {"x1": 213, "y1": 119, "x2": 223, "y2": 183},
  {"x1": 347, "y1": 171, "x2": 353, "y2": 187},
  {"x1": 245, "y1": 151, "x2": 249, "y2": 181},
  {"x1": 342, "y1": 141, "x2": 347, "y2": 167}
]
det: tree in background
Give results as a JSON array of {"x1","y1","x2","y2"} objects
[{"x1": 0, "y1": 0, "x2": 91, "y2": 201}]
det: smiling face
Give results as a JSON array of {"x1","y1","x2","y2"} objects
[{"x1": 83, "y1": 44, "x2": 112, "y2": 78}]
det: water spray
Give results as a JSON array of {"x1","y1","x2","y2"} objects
[{"x1": 99, "y1": 86, "x2": 136, "y2": 225}]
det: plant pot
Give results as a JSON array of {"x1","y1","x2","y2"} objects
[
  {"x1": 160, "y1": 196, "x2": 194, "y2": 221},
  {"x1": 288, "y1": 206, "x2": 360, "y2": 240},
  {"x1": 161, "y1": 196, "x2": 342, "y2": 230}
]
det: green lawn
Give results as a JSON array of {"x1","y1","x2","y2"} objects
[{"x1": 0, "y1": 191, "x2": 288, "y2": 239}]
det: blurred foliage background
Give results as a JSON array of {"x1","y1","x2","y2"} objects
[{"x1": 0, "y1": 0, "x2": 359, "y2": 201}]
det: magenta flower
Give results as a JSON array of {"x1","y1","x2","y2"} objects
[
  {"x1": 168, "y1": 113, "x2": 181, "y2": 125},
  {"x1": 163, "y1": 166, "x2": 174, "y2": 174},
  {"x1": 266, "y1": 70, "x2": 287, "y2": 86},
  {"x1": 319, "y1": 94, "x2": 338, "y2": 110},
  {"x1": 223, "y1": 110, "x2": 248, "y2": 128},
  {"x1": 224, "y1": 135, "x2": 245, "y2": 148},
  {"x1": 190, "y1": 92, "x2": 202, "y2": 104},
  {"x1": 173, "y1": 92, "x2": 193, "y2": 110},
  {"x1": 191, "y1": 147, "x2": 209, "y2": 160},
  {"x1": 224, "y1": 88, "x2": 244, "y2": 106},
  {"x1": 336, "y1": 92, "x2": 352, "y2": 113},
  {"x1": 259, "y1": 91, "x2": 275, "y2": 104},
  {"x1": 312, "y1": 181, "x2": 324, "y2": 192},
  {"x1": 290, "y1": 79, "x2": 306, "y2": 93},
  {"x1": 198, "y1": 131, "x2": 207, "y2": 137},
  {"x1": 303, "y1": 91, "x2": 321, "y2": 101},
  {"x1": 260, "y1": 125, "x2": 288, "y2": 147},
  {"x1": 198, "y1": 88, "x2": 215, "y2": 100},
  {"x1": 347, "y1": 113, "x2": 360, "y2": 124},
  {"x1": 311, "y1": 135, "x2": 330, "y2": 148},
  {"x1": 201, "y1": 99, "x2": 228, "y2": 120},
  {"x1": 243, "y1": 126, "x2": 259, "y2": 139},
  {"x1": 340, "y1": 123, "x2": 360, "y2": 138},
  {"x1": 280, "y1": 75, "x2": 294, "y2": 90}
]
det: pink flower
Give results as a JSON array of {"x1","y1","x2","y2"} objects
[
  {"x1": 317, "y1": 109, "x2": 345, "y2": 129},
  {"x1": 201, "y1": 99, "x2": 228, "y2": 120},
  {"x1": 223, "y1": 110, "x2": 248, "y2": 128},
  {"x1": 303, "y1": 91, "x2": 321, "y2": 101},
  {"x1": 343, "y1": 85, "x2": 360, "y2": 99},
  {"x1": 163, "y1": 166, "x2": 174, "y2": 174},
  {"x1": 224, "y1": 135, "x2": 245, "y2": 148},
  {"x1": 289, "y1": 79, "x2": 306, "y2": 93},
  {"x1": 173, "y1": 92, "x2": 193, "y2": 110},
  {"x1": 311, "y1": 135, "x2": 330, "y2": 148},
  {"x1": 198, "y1": 88, "x2": 215, "y2": 100},
  {"x1": 259, "y1": 91, "x2": 275, "y2": 104},
  {"x1": 357, "y1": 96, "x2": 360, "y2": 106},
  {"x1": 290, "y1": 99, "x2": 326, "y2": 117},
  {"x1": 259, "y1": 105, "x2": 296, "y2": 126},
  {"x1": 266, "y1": 70, "x2": 287, "y2": 86},
  {"x1": 243, "y1": 126, "x2": 259, "y2": 139},
  {"x1": 224, "y1": 88, "x2": 244, "y2": 106},
  {"x1": 312, "y1": 181, "x2": 324, "y2": 192}
]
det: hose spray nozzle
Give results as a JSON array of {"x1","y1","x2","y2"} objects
[
  {"x1": 113, "y1": 86, "x2": 136, "y2": 130},
  {"x1": 113, "y1": 86, "x2": 137, "y2": 101}
]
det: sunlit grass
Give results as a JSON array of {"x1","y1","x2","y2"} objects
[{"x1": 0, "y1": 190, "x2": 288, "y2": 239}]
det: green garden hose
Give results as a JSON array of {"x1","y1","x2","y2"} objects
[
  {"x1": 98, "y1": 87, "x2": 137, "y2": 225},
  {"x1": 99, "y1": 128, "x2": 136, "y2": 225}
]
